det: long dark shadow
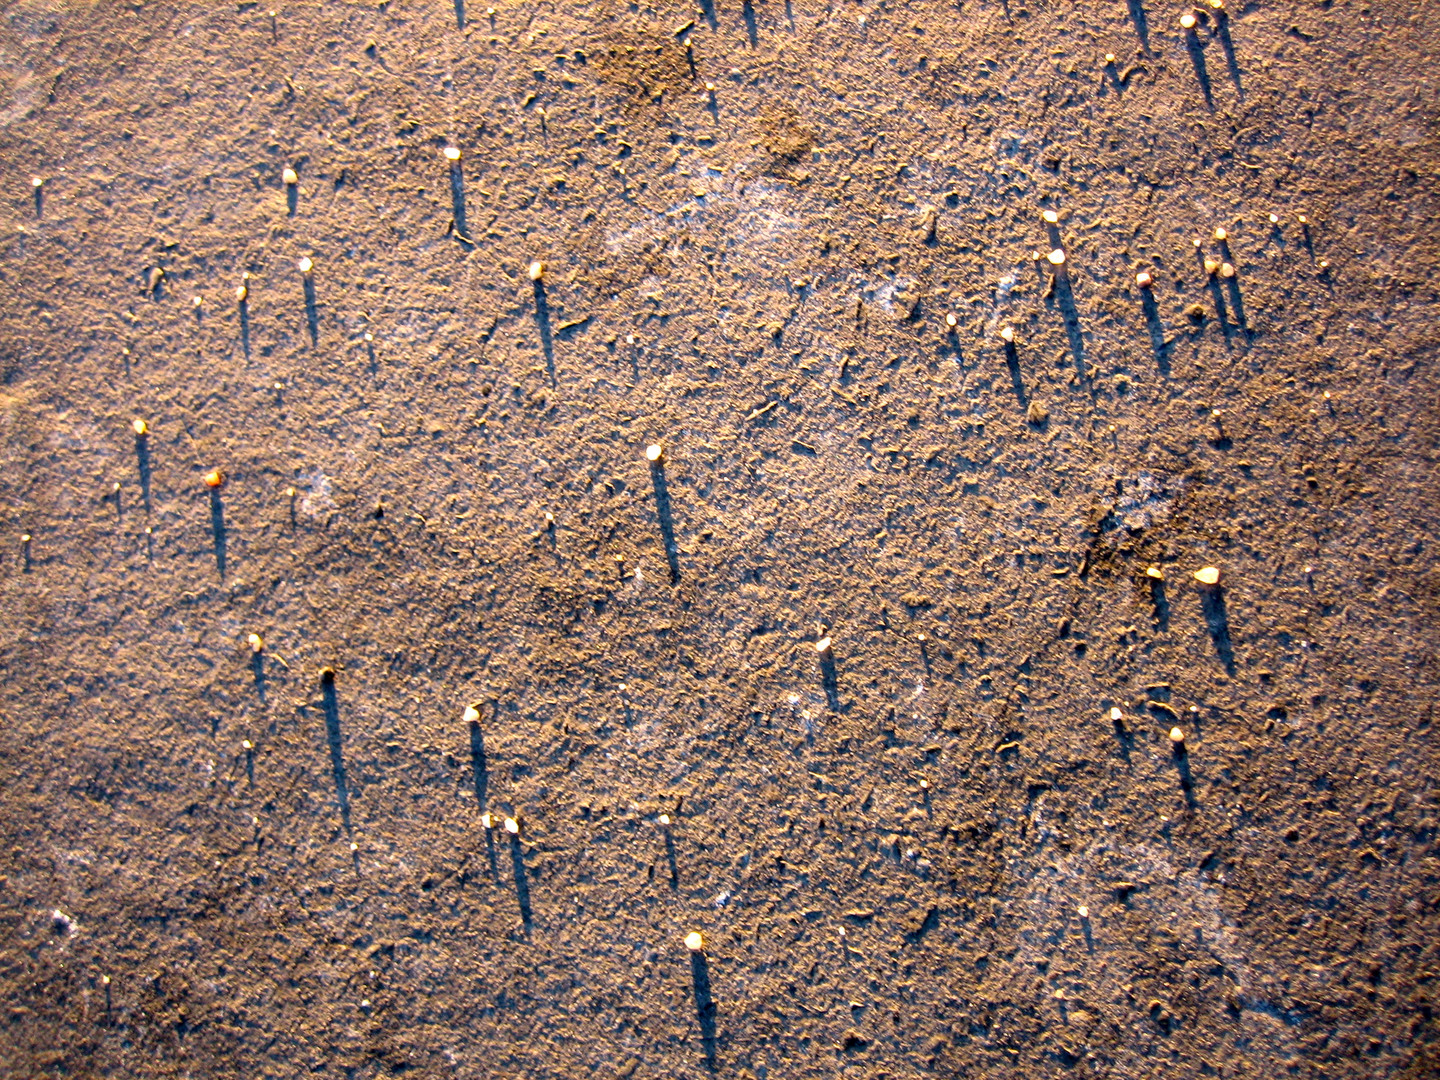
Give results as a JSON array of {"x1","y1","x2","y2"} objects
[
  {"x1": 1199, "y1": 586, "x2": 1236, "y2": 675},
  {"x1": 533, "y1": 279, "x2": 556, "y2": 386},
  {"x1": 239, "y1": 296, "x2": 251, "y2": 361},
  {"x1": 1216, "y1": 17, "x2": 1243, "y2": 97},
  {"x1": 1173, "y1": 741, "x2": 1198, "y2": 808},
  {"x1": 1053, "y1": 273, "x2": 1087, "y2": 378},
  {"x1": 690, "y1": 949, "x2": 718, "y2": 1070},
  {"x1": 818, "y1": 648, "x2": 840, "y2": 712},
  {"x1": 209, "y1": 488, "x2": 227, "y2": 579},
  {"x1": 742, "y1": 0, "x2": 758, "y2": 47},
  {"x1": 1140, "y1": 289, "x2": 1170, "y2": 376},
  {"x1": 251, "y1": 651, "x2": 267, "y2": 704},
  {"x1": 1206, "y1": 277, "x2": 1234, "y2": 347},
  {"x1": 1225, "y1": 276, "x2": 1250, "y2": 338},
  {"x1": 1111, "y1": 712, "x2": 1135, "y2": 763},
  {"x1": 1149, "y1": 575, "x2": 1171, "y2": 631},
  {"x1": 449, "y1": 161, "x2": 471, "y2": 246},
  {"x1": 1126, "y1": 0, "x2": 1151, "y2": 53},
  {"x1": 135, "y1": 429, "x2": 151, "y2": 513},
  {"x1": 664, "y1": 827, "x2": 680, "y2": 890},
  {"x1": 509, "y1": 830, "x2": 533, "y2": 935},
  {"x1": 1186, "y1": 29, "x2": 1214, "y2": 110},
  {"x1": 303, "y1": 277, "x2": 319, "y2": 346},
  {"x1": 320, "y1": 669, "x2": 351, "y2": 830},
  {"x1": 1002, "y1": 338, "x2": 1027, "y2": 405},
  {"x1": 698, "y1": 0, "x2": 717, "y2": 30},
  {"x1": 453, "y1": 0, "x2": 465, "y2": 29},
  {"x1": 649, "y1": 458, "x2": 681, "y2": 584}
]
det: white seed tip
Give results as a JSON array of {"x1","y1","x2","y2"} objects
[
  {"x1": 247, "y1": 633, "x2": 264, "y2": 653},
  {"x1": 1298, "y1": 214, "x2": 1308, "y2": 224},
  {"x1": 1269, "y1": 213, "x2": 1280, "y2": 224},
  {"x1": 1220, "y1": 262, "x2": 1235, "y2": 278},
  {"x1": 1000, "y1": 326, "x2": 1014, "y2": 343},
  {"x1": 815, "y1": 635, "x2": 832, "y2": 654},
  {"x1": 1145, "y1": 566, "x2": 1164, "y2": 580},
  {"x1": 1203, "y1": 257, "x2": 1221, "y2": 276},
  {"x1": 443, "y1": 146, "x2": 462, "y2": 161},
  {"x1": 1169, "y1": 726, "x2": 1186, "y2": 743},
  {"x1": 481, "y1": 812, "x2": 494, "y2": 828},
  {"x1": 1135, "y1": 271, "x2": 1152, "y2": 288},
  {"x1": 659, "y1": 813, "x2": 671, "y2": 825},
  {"x1": 350, "y1": 841, "x2": 359, "y2": 852},
  {"x1": 235, "y1": 284, "x2": 248, "y2": 302},
  {"x1": 298, "y1": 256, "x2": 313, "y2": 274},
  {"x1": 1047, "y1": 248, "x2": 1066, "y2": 266},
  {"x1": 684, "y1": 931, "x2": 705, "y2": 951},
  {"x1": 133, "y1": 419, "x2": 148, "y2": 436},
  {"x1": 101, "y1": 975, "x2": 110, "y2": 985},
  {"x1": 644, "y1": 443, "x2": 663, "y2": 462},
  {"x1": 1104, "y1": 53, "x2": 1116, "y2": 63},
  {"x1": 1214, "y1": 227, "x2": 1228, "y2": 241},
  {"x1": 1180, "y1": 13, "x2": 1197, "y2": 29},
  {"x1": 527, "y1": 260, "x2": 545, "y2": 281},
  {"x1": 1078, "y1": 905, "x2": 1089, "y2": 918},
  {"x1": 1193, "y1": 566, "x2": 1221, "y2": 586},
  {"x1": 32, "y1": 176, "x2": 43, "y2": 188},
  {"x1": 1109, "y1": 706, "x2": 1123, "y2": 721},
  {"x1": 193, "y1": 295, "x2": 203, "y2": 307},
  {"x1": 504, "y1": 816, "x2": 520, "y2": 834},
  {"x1": 283, "y1": 167, "x2": 298, "y2": 185},
  {"x1": 20, "y1": 534, "x2": 30, "y2": 543},
  {"x1": 945, "y1": 312, "x2": 958, "y2": 328},
  {"x1": 463, "y1": 704, "x2": 481, "y2": 725},
  {"x1": 1041, "y1": 209, "x2": 1059, "y2": 224},
  {"x1": 919, "y1": 778, "x2": 929, "y2": 790},
  {"x1": 243, "y1": 740, "x2": 254, "y2": 750}
]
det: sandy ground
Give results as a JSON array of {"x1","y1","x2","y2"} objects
[{"x1": 1, "y1": 0, "x2": 1438, "y2": 1076}]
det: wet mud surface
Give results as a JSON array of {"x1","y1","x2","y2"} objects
[{"x1": 1, "y1": 1, "x2": 1438, "y2": 1077}]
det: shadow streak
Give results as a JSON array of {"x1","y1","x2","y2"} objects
[
  {"x1": 1149, "y1": 576, "x2": 1171, "y2": 631},
  {"x1": 453, "y1": 0, "x2": 465, "y2": 29},
  {"x1": 1186, "y1": 30, "x2": 1214, "y2": 109},
  {"x1": 1206, "y1": 277, "x2": 1234, "y2": 346},
  {"x1": 239, "y1": 297, "x2": 251, "y2": 361},
  {"x1": 664, "y1": 828, "x2": 680, "y2": 890},
  {"x1": 1002, "y1": 339, "x2": 1027, "y2": 406},
  {"x1": 510, "y1": 832, "x2": 533, "y2": 935},
  {"x1": 742, "y1": 0, "x2": 758, "y2": 47},
  {"x1": 209, "y1": 489, "x2": 227, "y2": 579},
  {"x1": 1127, "y1": 0, "x2": 1151, "y2": 53},
  {"x1": 649, "y1": 459, "x2": 681, "y2": 584},
  {"x1": 1217, "y1": 18, "x2": 1243, "y2": 97},
  {"x1": 450, "y1": 163, "x2": 471, "y2": 246},
  {"x1": 533, "y1": 279, "x2": 556, "y2": 385},
  {"x1": 1140, "y1": 289, "x2": 1170, "y2": 376},
  {"x1": 1053, "y1": 273, "x2": 1087, "y2": 377},
  {"x1": 468, "y1": 712, "x2": 488, "y2": 809},
  {"x1": 286, "y1": 184, "x2": 298, "y2": 217},
  {"x1": 819, "y1": 651, "x2": 840, "y2": 712},
  {"x1": 690, "y1": 950, "x2": 718, "y2": 1070},
  {"x1": 1199, "y1": 586, "x2": 1236, "y2": 675},
  {"x1": 321, "y1": 670, "x2": 351, "y2": 830},
  {"x1": 303, "y1": 277, "x2": 319, "y2": 346},
  {"x1": 135, "y1": 431, "x2": 151, "y2": 513},
  {"x1": 1225, "y1": 276, "x2": 1250, "y2": 338},
  {"x1": 1174, "y1": 743, "x2": 1198, "y2": 808},
  {"x1": 251, "y1": 652, "x2": 267, "y2": 704},
  {"x1": 1111, "y1": 713, "x2": 1134, "y2": 763}
]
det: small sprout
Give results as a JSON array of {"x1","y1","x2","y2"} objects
[
  {"x1": 945, "y1": 312, "x2": 958, "y2": 328},
  {"x1": 1220, "y1": 262, "x2": 1235, "y2": 278},
  {"x1": 282, "y1": 167, "x2": 298, "y2": 185},
  {"x1": 1193, "y1": 566, "x2": 1221, "y2": 586},
  {"x1": 481, "y1": 811, "x2": 495, "y2": 829},
  {"x1": 443, "y1": 146, "x2": 462, "y2": 162},
  {"x1": 1000, "y1": 326, "x2": 1014, "y2": 343},
  {"x1": 704, "y1": 80, "x2": 716, "y2": 92},
  {"x1": 684, "y1": 931, "x2": 705, "y2": 952},
  {"x1": 298, "y1": 256, "x2": 313, "y2": 274},
  {"x1": 193, "y1": 295, "x2": 203, "y2": 309},
  {"x1": 815, "y1": 635, "x2": 833, "y2": 655},
  {"x1": 1203, "y1": 257, "x2": 1221, "y2": 276},
  {"x1": 1145, "y1": 566, "x2": 1164, "y2": 580},
  {"x1": 919, "y1": 778, "x2": 930, "y2": 790},
  {"x1": 1169, "y1": 726, "x2": 1186, "y2": 744},
  {"x1": 285, "y1": 485, "x2": 297, "y2": 498},
  {"x1": 1180, "y1": 13, "x2": 1197, "y2": 29},
  {"x1": 1135, "y1": 270, "x2": 1153, "y2": 288},
  {"x1": 463, "y1": 703, "x2": 481, "y2": 725},
  {"x1": 32, "y1": 176, "x2": 44, "y2": 188},
  {"x1": 133, "y1": 419, "x2": 149, "y2": 436},
  {"x1": 1104, "y1": 52, "x2": 1116, "y2": 63},
  {"x1": 1268, "y1": 212, "x2": 1280, "y2": 224},
  {"x1": 203, "y1": 468, "x2": 225, "y2": 489},
  {"x1": 1041, "y1": 209, "x2": 1059, "y2": 224},
  {"x1": 1214, "y1": 227, "x2": 1228, "y2": 242},
  {"x1": 1077, "y1": 905, "x2": 1089, "y2": 918},
  {"x1": 1047, "y1": 248, "x2": 1066, "y2": 266},
  {"x1": 349, "y1": 841, "x2": 358, "y2": 853},
  {"x1": 243, "y1": 740, "x2": 254, "y2": 751},
  {"x1": 659, "y1": 813, "x2": 671, "y2": 826},
  {"x1": 1109, "y1": 706, "x2": 1123, "y2": 721},
  {"x1": 247, "y1": 633, "x2": 264, "y2": 654},
  {"x1": 504, "y1": 816, "x2": 520, "y2": 835},
  {"x1": 101, "y1": 975, "x2": 111, "y2": 986},
  {"x1": 527, "y1": 259, "x2": 545, "y2": 281},
  {"x1": 235, "y1": 283, "x2": 248, "y2": 303},
  {"x1": 1297, "y1": 214, "x2": 1309, "y2": 225},
  {"x1": 644, "y1": 442, "x2": 664, "y2": 463}
]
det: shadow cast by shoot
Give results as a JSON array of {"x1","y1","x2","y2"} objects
[
  {"x1": 1185, "y1": 27, "x2": 1215, "y2": 110},
  {"x1": 468, "y1": 709, "x2": 488, "y2": 810},
  {"x1": 1173, "y1": 740, "x2": 1198, "y2": 808},
  {"x1": 33, "y1": 181, "x2": 43, "y2": 219},
  {"x1": 209, "y1": 488, "x2": 227, "y2": 579},
  {"x1": 664, "y1": 826, "x2": 680, "y2": 890},
  {"x1": 453, "y1": 0, "x2": 464, "y2": 29},
  {"x1": 1225, "y1": 275, "x2": 1250, "y2": 339},
  {"x1": 251, "y1": 651, "x2": 266, "y2": 704},
  {"x1": 648, "y1": 456, "x2": 681, "y2": 584},
  {"x1": 1199, "y1": 585, "x2": 1236, "y2": 675},
  {"x1": 1053, "y1": 273, "x2": 1087, "y2": 380},
  {"x1": 1127, "y1": 0, "x2": 1151, "y2": 53},
  {"x1": 135, "y1": 429, "x2": 151, "y2": 513},
  {"x1": 509, "y1": 829, "x2": 533, "y2": 936},
  {"x1": 532, "y1": 278, "x2": 556, "y2": 386},
  {"x1": 1216, "y1": 14, "x2": 1244, "y2": 98},
  {"x1": 1206, "y1": 276, "x2": 1234, "y2": 346},
  {"x1": 320, "y1": 668, "x2": 351, "y2": 831},
  {"x1": 817, "y1": 643, "x2": 841, "y2": 712},
  {"x1": 1111, "y1": 712, "x2": 1135, "y2": 763},
  {"x1": 742, "y1": 0, "x2": 758, "y2": 47},
  {"x1": 303, "y1": 276, "x2": 319, "y2": 346},
  {"x1": 449, "y1": 160, "x2": 472, "y2": 247},
  {"x1": 1002, "y1": 338, "x2": 1027, "y2": 406},
  {"x1": 239, "y1": 294, "x2": 251, "y2": 361},
  {"x1": 1140, "y1": 288, "x2": 1170, "y2": 376},
  {"x1": 698, "y1": 0, "x2": 716, "y2": 30},
  {"x1": 1148, "y1": 574, "x2": 1171, "y2": 630},
  {"x1": 690, "y1": 949, "x2": 718, "y2": 1070}
]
